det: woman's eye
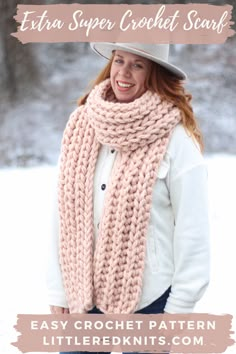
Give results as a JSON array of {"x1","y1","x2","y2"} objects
[
  {"x1": 133, "y1": 63, "x2": 143, "y2": 69},
  {"x1": 113, "y1": 59, "x2": 143, "y2": 69},
  {"x1": 114, "y1": 59, "x2": 123, "y2": 64}
]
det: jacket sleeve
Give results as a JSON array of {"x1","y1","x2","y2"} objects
[
  {"x1": 164, "y1": 127, "x2": 210, "y2": 313},
  {"x1": 46, "y1": 179, "x2": 68, "y2": 308}
]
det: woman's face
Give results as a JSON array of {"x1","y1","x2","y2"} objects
[{"x1": 110, "y1": 50, "x2": 152, "y2": 103}]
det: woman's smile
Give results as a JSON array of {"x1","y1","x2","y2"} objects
[{"x1": 116, "y1": 80, "x2": 135, "y2": 90}]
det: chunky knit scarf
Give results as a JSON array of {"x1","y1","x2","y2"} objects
[{"x1": 58, "y1": 78, "x2": 181, "y2": 314}]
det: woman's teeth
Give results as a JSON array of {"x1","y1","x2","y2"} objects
[{"x1": 117, "y1": 81, "x2": 133, "y2": 88}]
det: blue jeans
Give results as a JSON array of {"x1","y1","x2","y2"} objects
[{"x1": 60, "y1": 286, "x2": 171, "y2": 354}]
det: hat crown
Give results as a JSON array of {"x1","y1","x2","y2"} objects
[
  {"x1": 90, "y1": 42, "x2": 187, "y2": 79},
  {"x1": 114, "y1": 43, "x2": 169, "y2": 62}
]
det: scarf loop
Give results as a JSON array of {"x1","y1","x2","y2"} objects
[{"x1": 58, "y1": 79, "x2": 181, "y2": 314}]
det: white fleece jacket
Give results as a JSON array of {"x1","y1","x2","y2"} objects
[{"x1": 47, "y1": 124, "x2": 210, "y2": 314}]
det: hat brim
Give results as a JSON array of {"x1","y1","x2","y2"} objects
[{"x1": 90, "y1": 42, "x2": 187, "y2": 80}]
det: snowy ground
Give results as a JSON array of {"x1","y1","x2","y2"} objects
[{"x1": 0, "y1": 154, "x2": 236, "y2": 354}]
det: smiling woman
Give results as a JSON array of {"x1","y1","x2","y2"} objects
[
  {"x1": 109, "y1": 51, "x2": 151, "y2": 103},
  {"x1": 47, "y1": 42, "x2": 210, "y2": 354}
]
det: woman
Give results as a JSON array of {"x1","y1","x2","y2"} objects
[{"x1": 47, "y1": 43, "x2": 210, "y2": 353}]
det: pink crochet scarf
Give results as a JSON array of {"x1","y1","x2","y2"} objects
[{"x1": 58, "y1": 79, "x2": 181, "y2": 314}]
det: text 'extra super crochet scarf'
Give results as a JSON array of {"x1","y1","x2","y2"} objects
[{"x1": 58, "y1": 79, "x2": 181, "y2": 314}]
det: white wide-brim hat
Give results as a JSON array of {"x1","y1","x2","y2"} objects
[{"x1": 90, "y1": 42, "x2": 187, "y2": 80}]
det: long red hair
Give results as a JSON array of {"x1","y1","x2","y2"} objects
[{"x1": 78, "y1": 54, "x2": 203, "y2": 152}]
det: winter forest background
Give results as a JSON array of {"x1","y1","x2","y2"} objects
[{"x1": 0, "y1": 1, "x2": 236, "y2": 354}]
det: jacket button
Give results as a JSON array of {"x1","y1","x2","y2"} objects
[
  {"x1": 101, "y1": 184, "x2": 106, "y2": 191},
  {"x1": 111, "y1": 149, "x2": 115, "y2": 153}
]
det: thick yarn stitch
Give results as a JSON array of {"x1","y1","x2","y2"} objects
[{"x1": 58, "y1": 79, "x2": 181, "y2": 314}]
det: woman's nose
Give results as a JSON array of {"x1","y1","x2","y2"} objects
[{"x1": 119, "y1": 64, "x2": 131, "y2": 76}]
